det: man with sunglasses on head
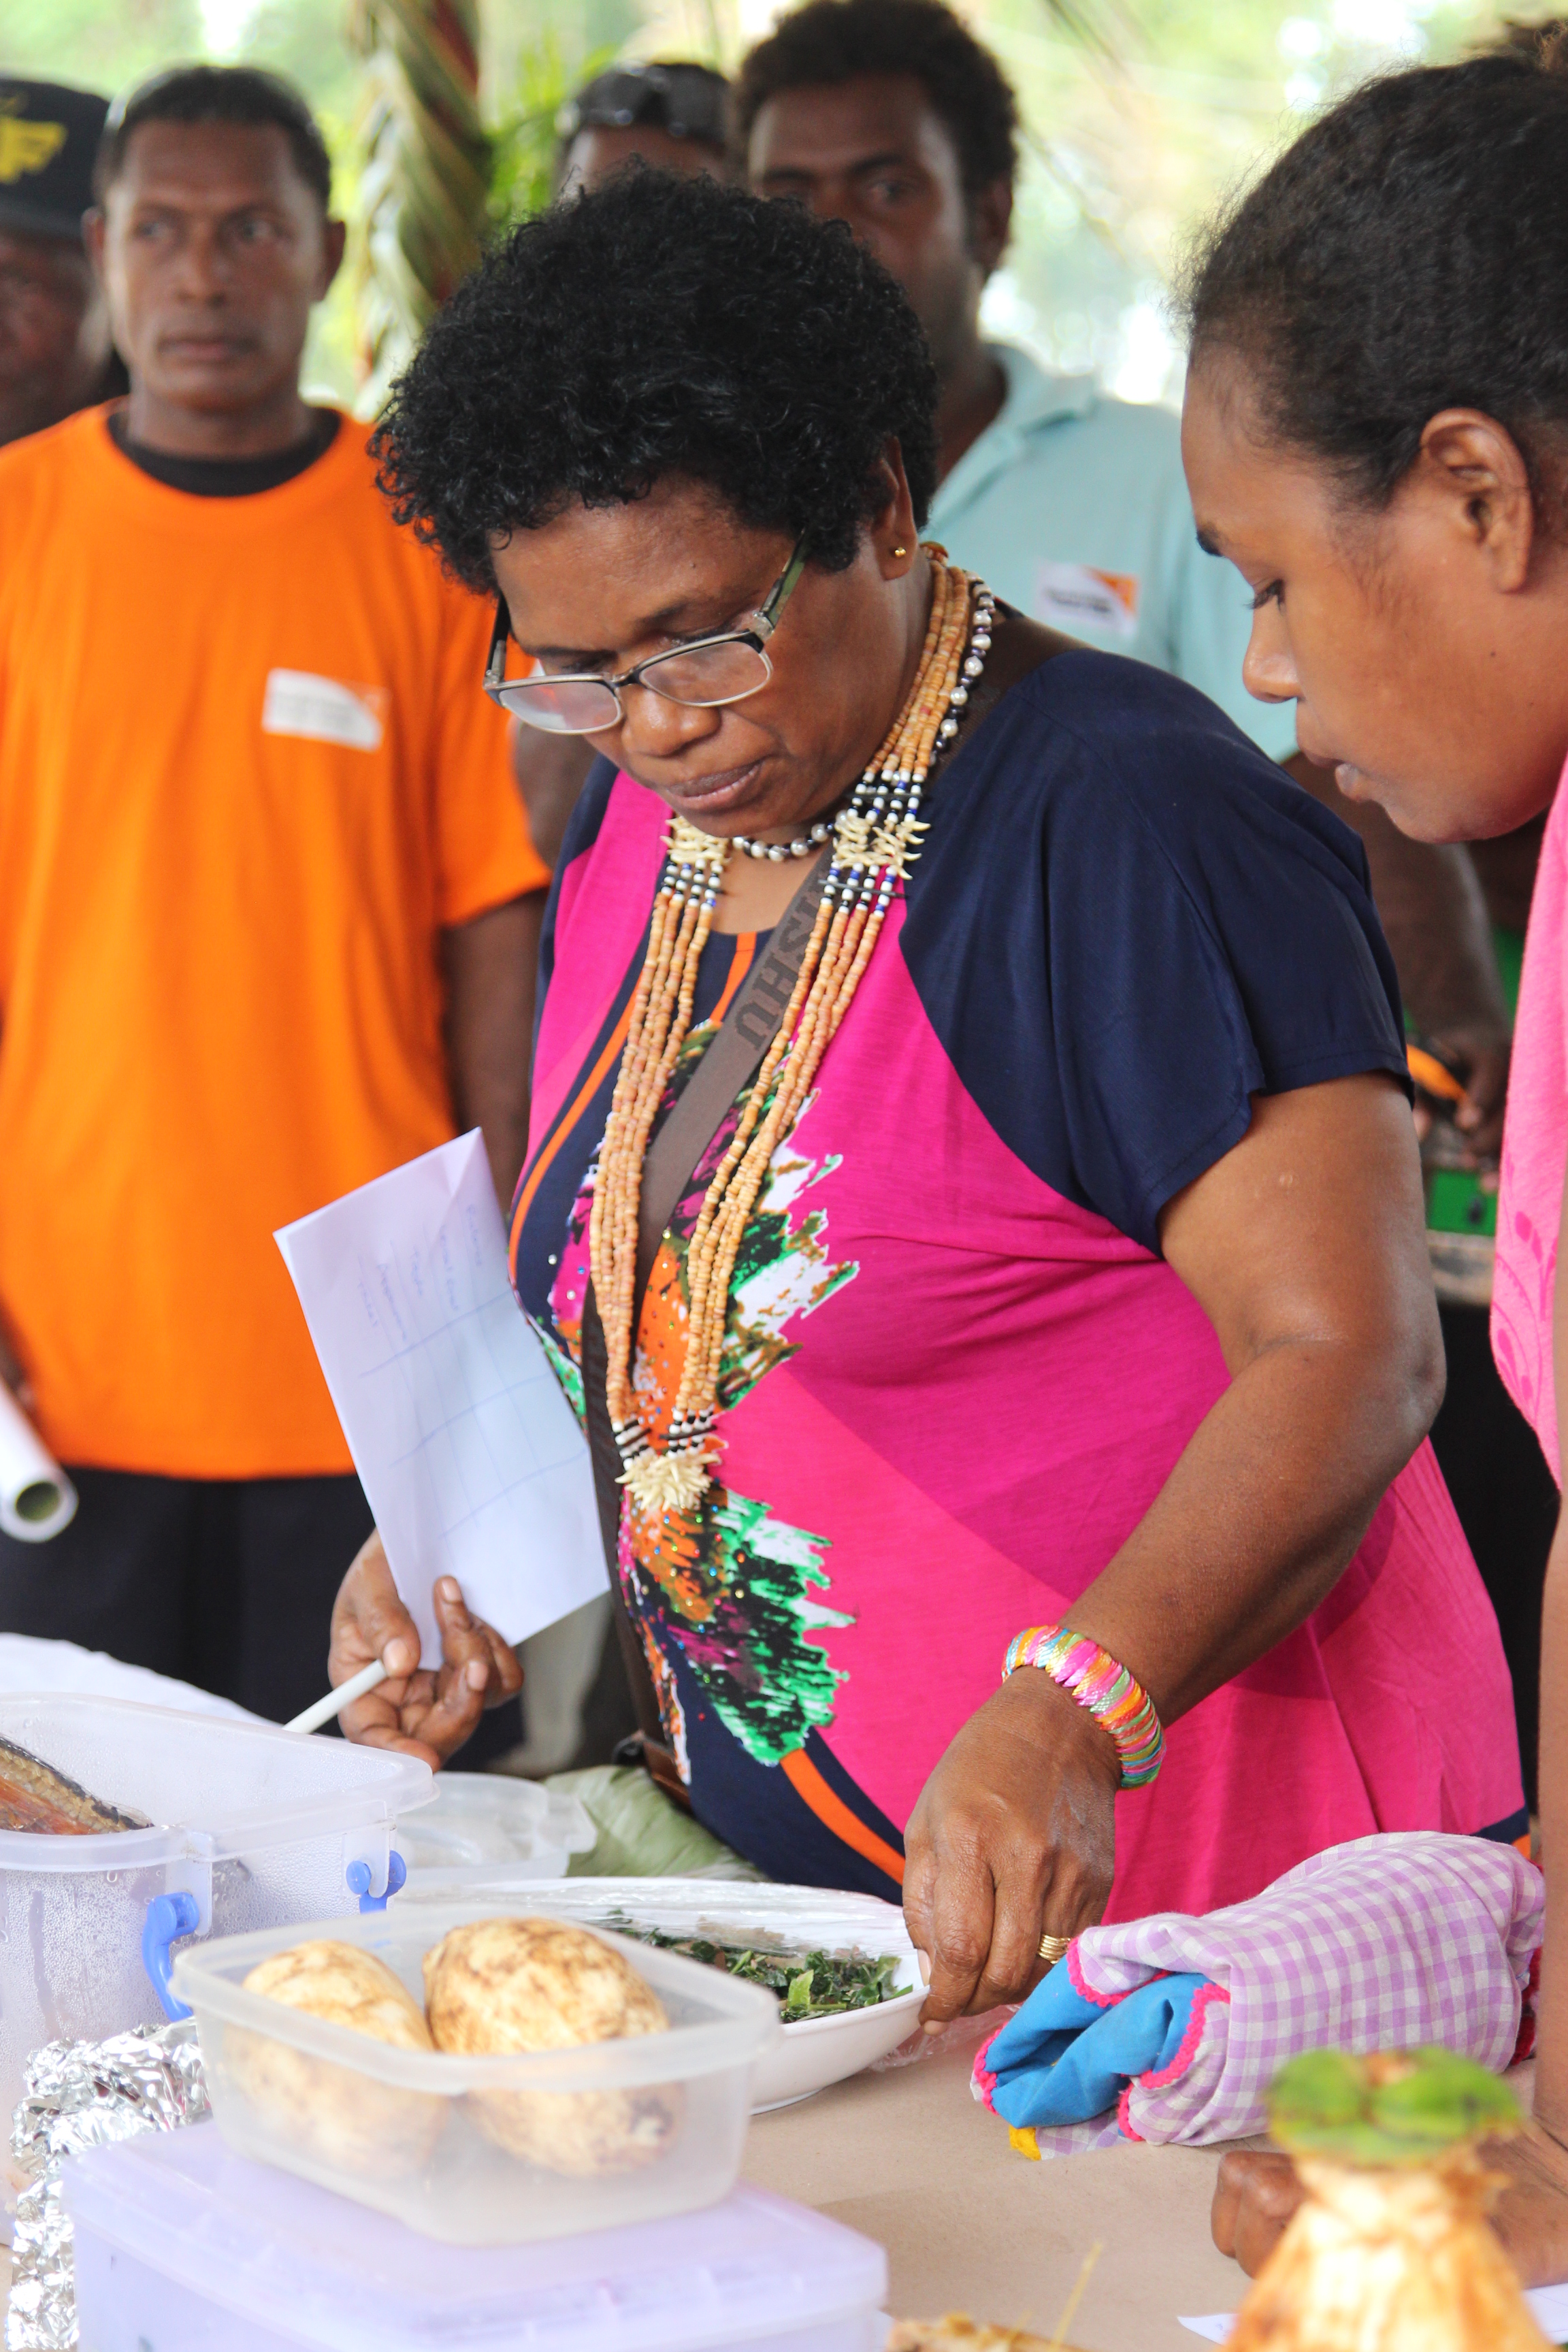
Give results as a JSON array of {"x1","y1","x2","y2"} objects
[
  {"x1": 510, "y1": 61, "x2": 738, "y2": 887},
  {"x1": 0, "y1": 65, "x2": 547, "y2": 1732},
  {"x1": 556, "y1": 60, "x2": 731, "y2": 196},
  {"x1": 498, "y1": 55, "x2": 741, "y2": 1776}
]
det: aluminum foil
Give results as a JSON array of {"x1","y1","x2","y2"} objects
[{"x1": 6, "y1": 2021, "x2": 208, "y2": 2350}]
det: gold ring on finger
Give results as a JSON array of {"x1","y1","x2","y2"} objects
[{"x1": 1038, "y1": 1931, "x2": 1071, "y2": 1966}]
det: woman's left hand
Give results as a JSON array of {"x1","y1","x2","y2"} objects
[
  {"x1": 904, "y1": 1075, "x2": 1444, "y2": 2036},
  {"x1": 329, "y1": 1530, "x2": 523, "y2": 1768},
  {"x1": 1212, "y1": 2129, "x2": 1568, "y2": 2293},
  {"x1": 1211, "y1": 2150, "x2": 1305, "y2": 2275},
  {"x1": 902, "y1": 1667, "x2": 1121, "y2": 2027}
]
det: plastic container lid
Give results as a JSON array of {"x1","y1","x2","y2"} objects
[
  {"x1": 394, "y1": 1772, "x2": 595, "y2": 1891},
  {"x1": 64, "y1": 2121, "x2": 888, "y2": 2349},
  {"x1": 0, "y1": 1693, "x2": 432, "y2": 1876},
  {"x1": 170, "y1": 1903, "x2": 780, "y2": 2244}
]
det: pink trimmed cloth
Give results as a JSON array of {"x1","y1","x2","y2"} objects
[
  {"x1": 1494, "y1": 755, "x2": 1568, "y2": 1482},
  {"x1": 971, "y1": 1831, "x2": 1542, "y2": 2156}
]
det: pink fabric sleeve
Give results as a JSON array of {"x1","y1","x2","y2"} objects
[{"x1": 1492, "y1": 758, "x2": 1568, "y2": 1484}]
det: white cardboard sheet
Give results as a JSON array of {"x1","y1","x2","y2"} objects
[
  {"x1": 1180, "y1": 2278, "x2": 1568, "y2": 2341},
  {"x1": 276, "y1": 1130, "x2": 606, "y2": 1667}
]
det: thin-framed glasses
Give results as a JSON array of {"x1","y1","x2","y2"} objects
[{"x1": 483, "y1": 537, "x2": 810, "y2": 736}]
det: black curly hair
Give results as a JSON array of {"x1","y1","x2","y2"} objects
[
  {"x1": 372, "y1": 169, "x2": 938, "y2": 590},
  {"x1": 1183, "y1": 47, "x2": 1568, "y2": 514},
  {"x1": 734, "y1": 0, "x2": 1018, "y2": 201}
]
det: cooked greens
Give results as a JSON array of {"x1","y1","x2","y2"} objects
[{"x1": 604, "y1": 1916, "x2": 902, "y2": 2020}]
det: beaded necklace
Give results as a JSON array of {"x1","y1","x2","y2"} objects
[{"x1": 588, "y1": 549, "x2": 994, "y2": 1517}]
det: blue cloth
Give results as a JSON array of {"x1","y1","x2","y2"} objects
[{"x1": 981, "y1": 1970, "x2": 1211, "y2": 2129}]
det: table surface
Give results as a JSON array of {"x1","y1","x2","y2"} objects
[
  {"x1": 0, "y1": 2032, "x2": 1535, "y2": 2345},
  {"x1": 742, "y1": 2020, "x2": 1252, "y2": 2351}
]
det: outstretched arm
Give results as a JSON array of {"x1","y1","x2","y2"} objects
[{"x1": 905, "y1": 1072, "x2": 1441, "y2": 2026}]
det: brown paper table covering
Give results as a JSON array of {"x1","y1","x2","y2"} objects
[
  {"x1": 745, "y1": 2030, "x2": 1540, "y2": 2351},
  {"x1": 0, "y1": 2040, "x2": 1535, "y2": 2342}
]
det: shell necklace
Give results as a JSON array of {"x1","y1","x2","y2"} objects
[{"x1": 588, "y1": 548, "x2": 994, "y2": 1517}]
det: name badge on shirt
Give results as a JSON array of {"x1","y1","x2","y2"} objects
[
  {"x1": 1033, "y1": 563, "x2": 1141, "y2": 642},
  {"x1": 261, "y1": 669, "x2": 386, "y2": 753}
]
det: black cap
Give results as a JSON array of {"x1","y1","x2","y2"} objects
[
  {"x1": 557, "y1": 62, "x2": 730, "y2": 154},
  {"x1": 0, "y1": 80, "x2": 110, "y2": 244}
]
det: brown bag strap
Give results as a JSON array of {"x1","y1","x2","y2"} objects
[
  {"x1": 581, "y1": 848, "x2": 831, "y2": 1788},
  {"x1": 632, "y1": 850, "x2": 830, "y2": 1305}
]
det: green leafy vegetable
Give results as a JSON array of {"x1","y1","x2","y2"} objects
[{"x1": 604, "y1": 1916, "x2": 903, "y2": 2019}]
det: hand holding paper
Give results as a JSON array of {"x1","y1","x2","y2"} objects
[{"x1": 276, "y1": 1130, "x2": 606, "y2": 1670}]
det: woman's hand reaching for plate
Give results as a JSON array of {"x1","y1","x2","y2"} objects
[
  {"x1": 902, "y1": 1667, "x2": 1120, "y2": 2027},
  {"x1": 328, "y1": 1530, "x2": 523, "y2": 1769}
]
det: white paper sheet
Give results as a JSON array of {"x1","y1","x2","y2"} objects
[
  {"x1": 1181, "y1": 2278, "x2": 1568, "y2": 2341},
  {"x1": 276, "y1": 1130, "x2": 606, "y2": 1667}
]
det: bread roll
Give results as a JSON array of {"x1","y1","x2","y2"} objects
[
  {"x1": 230, "y1": 1938, "x2": 444, "y2": 2180},
  {"x1": 424, "y1": 1916, "x2": 681, "y2": 2176}
]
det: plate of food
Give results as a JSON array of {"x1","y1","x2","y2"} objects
[{"x1": 397, "y1": 1876, "x2": 925, "y2": 2109}]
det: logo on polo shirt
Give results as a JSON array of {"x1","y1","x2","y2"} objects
[
  {"x1": 1033, "y1": 561, "x2": 1140, "y2": 642},
  {"x1": 0, "y1": 109, "x2": 67, "y2": 185},
  {"x1": 261, "y1": 670, "x2": 386, "y2": 753}
]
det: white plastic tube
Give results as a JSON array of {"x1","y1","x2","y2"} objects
[
  {"x1": 0, "y1": 1382, "x2": 77, "y2": 1544},
  {"x1": 286, "y1": 1656, "x2": 389, "y2": 1735}
]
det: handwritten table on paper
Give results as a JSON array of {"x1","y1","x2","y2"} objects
[{"x1": 276, "y1": 1130, "x2": 606, "y2": 1667}]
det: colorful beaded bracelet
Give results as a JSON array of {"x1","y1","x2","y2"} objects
[{"x1": 1002, "y1": 1624, "x2": 1165, "y2": 1788}]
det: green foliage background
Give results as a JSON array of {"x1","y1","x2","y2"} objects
[{"x1": 0, "y1": 0, "x2": 1531, "y2": 407}]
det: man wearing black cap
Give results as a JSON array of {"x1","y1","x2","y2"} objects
[{"x1": 0, "y1": 78, "x2": 121, "y2": 446}]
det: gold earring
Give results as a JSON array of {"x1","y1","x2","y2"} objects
[{"x1": 892, "y1": 543, "x2": 908, "y2": 558}]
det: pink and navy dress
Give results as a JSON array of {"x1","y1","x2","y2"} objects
[{"x1": 511, "y1": 651, "x2": 1524, "y2": 1916}]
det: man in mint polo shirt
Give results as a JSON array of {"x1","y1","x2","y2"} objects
[
  {"x1": 928, "y1": 349, "x2": 1275, "y2": 746},
  {"x1": 737, "y1": 0, "x2": 1283, "y2": 754},
  {"x1": 736, "y1": 0, "x2": 1510, "y2": 1144}
]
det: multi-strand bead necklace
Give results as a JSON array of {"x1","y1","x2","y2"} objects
[{"x1": 588, "y1": 549, "x2": 995, "y2": 1517}]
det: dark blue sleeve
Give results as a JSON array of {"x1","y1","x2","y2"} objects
[
  {"x1": 1041, "y1": 674, "x2": 1409, "y2": 1250},
  {"x1": 902, "y1": 653, "x2": 1411, "y2": 1256}
]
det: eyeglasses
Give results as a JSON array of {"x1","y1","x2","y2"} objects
[{"x1": 483, "y1": 538, "x2": 809, "y2": 736}]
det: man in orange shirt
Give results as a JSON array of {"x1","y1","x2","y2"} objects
[{"x1": 0, "y1": 65, "x2": 549, "y2": 1727}]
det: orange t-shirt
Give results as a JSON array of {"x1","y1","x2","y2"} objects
[{"x1": 0, "y1": 407, "x2": 548, "y2": 1477}]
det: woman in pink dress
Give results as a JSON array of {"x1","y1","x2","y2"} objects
[
  {"x1": 1179, "y1": 41, "x2": 1568, "y2": 2279},
  {"x1": 325, "y1": 172, "x2": 1518, "y2": 2025}
]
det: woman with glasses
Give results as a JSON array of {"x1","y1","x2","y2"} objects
[{"x1": 331, "y1": 169, "x2": 1521, "y2": 2026}]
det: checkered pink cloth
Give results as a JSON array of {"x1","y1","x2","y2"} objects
[{"x1": 1005, "y1": 1832, "x2": 1542, "y2": 2157}]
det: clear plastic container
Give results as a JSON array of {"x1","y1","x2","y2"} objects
[
  {"x1": 393, "y1": 1771, "x2": 595, "y2": 1890},
  {"x1": 172, "y1": 1898, "x2": 782, "y2": 2244},
  {"x1": 0, "y1": 1693, "x2": 431, "y2": 2127},
  {"x1": 396, "y1": 1878, "x2": 926, "y2": 2112},
  {"x1": 65, "y1": 2121, "x2": 886, "y2": 2350}
]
